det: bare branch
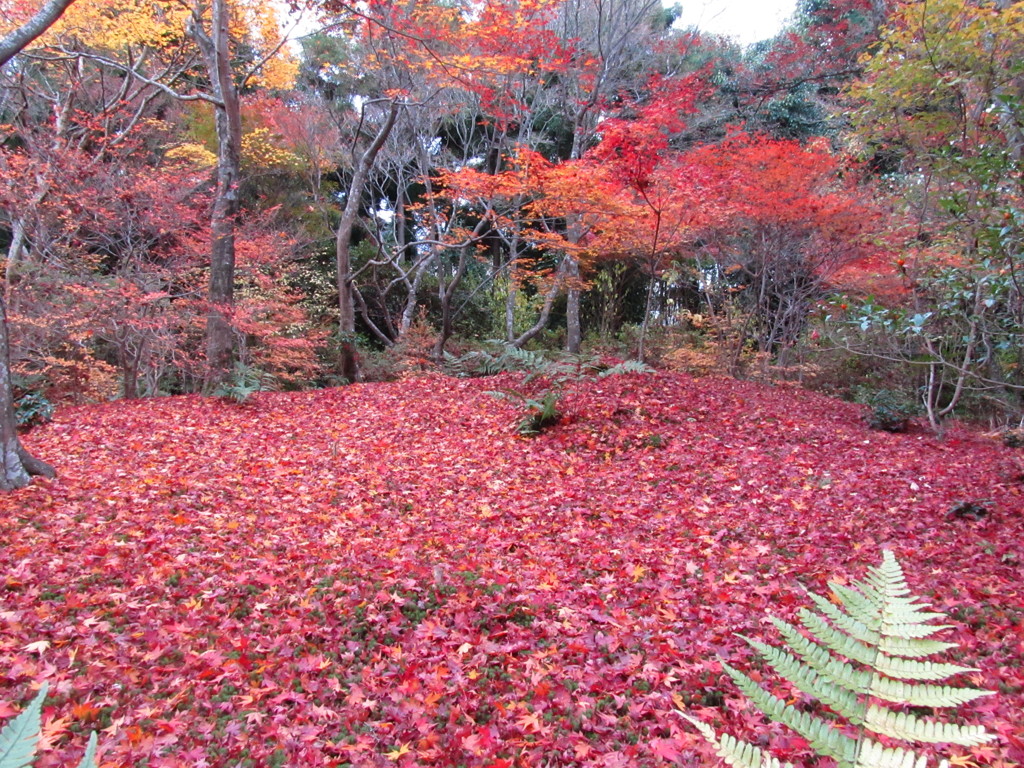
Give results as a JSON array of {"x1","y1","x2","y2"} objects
[{"x1": 0, "y1": 0, "x2": 77, "y2": 68}]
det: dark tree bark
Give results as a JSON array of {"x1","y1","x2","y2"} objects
[
  {"x1": 190, "y1": 0, "x2": 242, "y2": 382},
  {"x1": 0, "y1": 285, "x2": 55, "y2": 490},
  {"x1": 335, "y1": 101, "x2": 400, "y2": 383},
  {"x1": 0, "y1": 0, "x2": 75, "y2": 489}
]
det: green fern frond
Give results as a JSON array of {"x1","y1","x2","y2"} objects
[
  {"x1": 804, "y1": 593, "x2": 882, "y2": 648},
  {"x1": 851, "y1": 738, "x2": 930, "y2": 768},
  {"x1": 873, "y1": 655, "x2": 978, "y2": 682},
  {"x1": 0, "y1": 684, "x2": 98, "y2": 768},
  {"x1": 679, "y1": 716, "x2": 795, "y2": 768},
  {"x1": 878, "y1": 636, "x2": 958, "y2": 659},
  {"x1": 597, "y1": 359, "x2": 653, "y2": 378},
  {"x1": 864, "y1": 706, "x2": 994, "y2": 746},
  {"x1": 832, "y1": 583, "x2": 885, "y2": 625},
  {"x1": 683, "y1": 551, "x2": 996, "y2": 768},
  {"x1": 797, "y1": 609, "x2": 879, "y2": 666},
  {"x1": 76, "y1": 734, "x2": 98, "y2": 768},
  {"x1": 771, "y1": 617, "x2": 873, "y2": 690},
  {"x1": 867, "y1": 677, "x2": 994, "y2": 708},
  {"x1": 723, "y1": 662, "x2": 860, "y2": 763},
  {"x1": 496, "y1": 345, "x2": 548, "y2": 373},
  {"x1": 880, "y1": 622, "x2": 956, "y2": 640},
  {"x1": 0, "y1": 683, "x2": 46, "y2": 768},
  {"x1": 741, "y1": 636, "x2": 866, "y2": 722}
]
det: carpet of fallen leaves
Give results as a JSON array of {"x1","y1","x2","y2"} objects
[{"x1": 1, "y1": 371, "x2": 1022, "y2": 768}]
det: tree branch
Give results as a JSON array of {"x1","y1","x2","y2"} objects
[{"x1": 0, "y1": 0, "x2": 77, "y2": 68}]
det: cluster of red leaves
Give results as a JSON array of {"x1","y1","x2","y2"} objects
[{"x1": 1, "y1": 373, "x2": 1022, "y2": 767}]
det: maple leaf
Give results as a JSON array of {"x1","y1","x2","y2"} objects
[
  {"x1": 384, "y1": 742, "x2": 412, "y2": 760},
  {"x1": 1, "y1": 373, "x2": 1020, "y2": 766},
  {"x1": 650, "y1": 738, "x2": 683, "y2": 762}
]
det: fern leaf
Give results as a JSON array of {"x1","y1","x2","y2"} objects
[
  {"x1": 850, "y1": 738, "x2": 929, "y2": 768},
  {"x1": 678, "y1": 715, "x2": 794, "y2": 768},
  {"x1": 878, "y1": 636, "x2": 958, "y2": 659},
  {"x1": 879, "y1": 621, "x2": 955, "y2": 640},
  {"x1": 0, "y1": 683, "x2": 47, "y2": 768},
  {"x1": 873, "y1": 655, "x2": 978, "y2": 682},
  {"x1": 770, "y1": 617, "x2": 873, "y2": 691},
  {"x1": 832, "y1": 583, "x2": 884, "y2": 627},
  {"x1": 805, "y1": 593, "x2": 882, "y2": 648},
  {"x1": 873, "y1": 551, "x2": 913, "y2": 598},
  {"x1": 75, "y1": 732, "x2": 98, "y2": 768},
  {"x1": 741, "y1": 636, "x2": 866, "y2": 723},
  {"x1": 723, "y1": 662, "x2": 859, "y2": 763},
  {"x1": 498, "y1": 345, "x2": 547, "y2": 372},
  {"x1": 863, "y1": 706, "x2": 995, "y2": 746},
  {"x1": 867, "y1": 676, "x2": 995, "y2": 708},
  {"x1": 597, "y1": 360, "x2": 653, "y2": 378},
  {"x1": 797, "y1": 608, "x2": 880, "y2": 666},
  {"x1": 685, "y1": 552, "x2": 995, "y2": 768}
]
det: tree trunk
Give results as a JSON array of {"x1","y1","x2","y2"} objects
[
  {"x1": 0, "y1": 295, "x2": 55, "y2": 490},
  {"x1": 334, "y1": 101, "x2": 400, "y2": 383},
  {"x1": 0, "y1": 0, "x2": 74, "y2": 490},
  {"x1": 193, "y1": 0, "x2": 242, "y2": 384},
  {"x1": 565, "y1": 258, "x2": 582, "y2": 354},
  {"x1": 432, "y1": 249, "x2": 469, "y2": 360}
]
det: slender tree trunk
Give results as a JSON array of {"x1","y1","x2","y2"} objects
[
  {"x1": 505, "y1": 280, "x2": 517, "y2": 342},
  {"x1": 0, "y1": 295, "x2": 55, "y2": 490},
  {"x1": 432, "y1": 249, "x2": 470, "y2": 360},
  {"x1": 566, "y1": 258, "x2": 582, "y2": 354},
  {"x1": 335, "y1": 101, "x2": 400, "y2": 382},
  {"x1": 0, "y1": 0, "x2": 75, "y2": 490},
  {"x1": 194, "y1": 0, "x2": 242, "y2": 383},
  {"x1": 511, "y1": 261, "x2": 569, "y2": 348}
]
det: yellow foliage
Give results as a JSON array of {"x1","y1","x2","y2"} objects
[
  {"x1": 241, "y1": 127, "x2": 300, "y2": 170},
  {"x1": 230, "y1": 0, "x2": 298, "y2": 90},
  {"x1": 50, "y1": 0, "x2": 189, "y2": 52},
  {"x1": 28, "y1": 0, "x2": 296, "y2": 90},
  {"x1": 14, "y1": 350, "x2": 119, "y2": 404},
  {"x1": 164, "y1": 142, "x2": 218, "y2": 170},
  {"x1": 854, "y1": 0, "x2": 1024, "y2": 152}
]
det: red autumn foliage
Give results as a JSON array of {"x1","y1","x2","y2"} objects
[{"x1": 1, "y1": 374, "x2": 1022, "y2": 766}]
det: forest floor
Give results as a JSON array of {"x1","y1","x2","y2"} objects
[{"x1": 2, "y1": 371, "x2": 1022, "y2": 767}]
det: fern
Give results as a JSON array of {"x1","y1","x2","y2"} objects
[
  {"x1": 0, "y1": 683, "x2": 97, "y2": 768},
  {"x1": 682, "y1": 551, "x2": 995, "y2": 768},
  {"x1": 443, "y1": 342, "x2": 548, "y2": 377},
  {"x1": 473, "y1": 342, "x2": 653, "y2": 434},
  {"x1": 212, "y1": 363, "x2": 278, "y2": 404}
]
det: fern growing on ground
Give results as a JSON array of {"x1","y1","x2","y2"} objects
[
  {"x1": 447, "y1": 341, "x2": 652, "y2": 434},
  {"x1": 212, "y1": 363, "x2": 278, "y2": 404},
  {"x1": 0, "y1": 683, "x2": 97, "y2": 768},
  {"x1": 682, "y1": 550, "x2": 995, "y2": 768}
]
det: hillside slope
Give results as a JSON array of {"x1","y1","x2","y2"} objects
[{"x1": 2, "y1": 372, "x2": 1022, "y2": 766}]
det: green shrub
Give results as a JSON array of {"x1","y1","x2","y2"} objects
[
  {"x1": 13, "y1": 392, "x2": 54, "y2": 430},
  {"x1": 854, "y1": 387, "x2": 918, "y2": 432},
  {"x1": 462, "y1": 342, "x2": 652, "y2": 435},
  {"x1": 0, "y1": 683, "x2": 97, "y2": 768},
  {"x1": 489, "y1": 388, "x2": 562, "y2": 435},
  {"x1": 1002, "y1": 427, "x2": 1024, "y2": 449},
  {"x1": 212, "y1": 363, "x2": 278, "y2": 404},
  {"x1": 682, "y1": 550, "x2": 995, "y2": 768}
]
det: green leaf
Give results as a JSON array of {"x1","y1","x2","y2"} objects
[
  {"x1": 75, "y1": 732, "x2": 98, "y2": 768},
  {"x1": 0, "y1": 683, "x2": 47, "y2": 768},
  {"x1": 683, "y1": 551, "x2": 996, "y2": 768},
  {"x1": 678, "y1": 715, "x2": 794, "y2": 768},
  {"x1": 864, "y1": 706, "x2": 994, "y2": 746}
]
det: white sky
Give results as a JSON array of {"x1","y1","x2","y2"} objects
[{"x1": 675, "y1": 0, "x2": 799, "y2": 46}]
